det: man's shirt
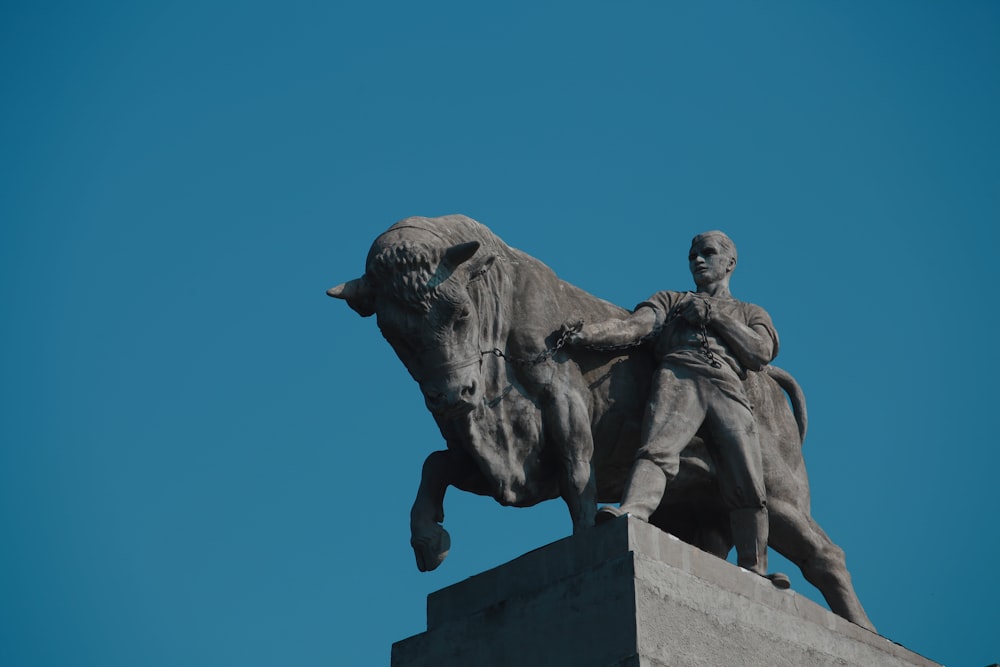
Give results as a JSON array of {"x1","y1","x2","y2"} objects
[{"x1": 637, "y1": 290, "x2": 779, "y2": 382}]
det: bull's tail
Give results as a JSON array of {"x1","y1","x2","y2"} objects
[{"x1": 765, "y1": 365, "x2": 808, "y2": 444}]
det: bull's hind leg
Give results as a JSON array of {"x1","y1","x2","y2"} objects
[
  {"x1": 767, "y1": 498, "x2": 876, "y2": 631},
  {"x1": 410, "y1": 449, "x2": 492, "y2": 572}
]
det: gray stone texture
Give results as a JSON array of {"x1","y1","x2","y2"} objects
[
  {"x1": 391, "y1": 517, "x2": 939, "y2": 667},
  {"x1": 329, "y1": 215, "x2": 872, "y2": 628}
]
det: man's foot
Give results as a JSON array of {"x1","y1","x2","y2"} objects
[
  {"x1": 595, "y1": 505, "x2": 628, "y2": 526},
  {"x1": 765, "y1": 572, "x2": 791, "y2": 590}
]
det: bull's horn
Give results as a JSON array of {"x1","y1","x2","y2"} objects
[
  {"x1": 443, "y1": 241, "x2": 480, "y2": 269},
  {"x1": 326, "y1": 276, "x2": 376, "y2": 317}
]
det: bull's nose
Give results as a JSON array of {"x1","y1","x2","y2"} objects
[{"x1": 423, "y1": 386, "x2": 478, "y2": 417}]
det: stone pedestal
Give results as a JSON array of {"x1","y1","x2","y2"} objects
[{"x1": 391, "y1": 516, "x2": 940, "y2": 667}]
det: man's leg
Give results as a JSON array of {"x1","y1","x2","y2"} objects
[
  {"x1": 598, "y1": 366, "x2": 705, "y2": 524},
  {"x1": 729, "y1": 507, "x2": 790, "y2": 587},
  {"x1": 709, "y1": 400, "x2": 790, "y2": 588},
  {"x1": 596, "y1": 458, "x2": 668, "y2": 523}
]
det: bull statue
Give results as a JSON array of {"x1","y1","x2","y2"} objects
[{"x1": 328, "y1": 214, "x2": 874, "y2": 631}]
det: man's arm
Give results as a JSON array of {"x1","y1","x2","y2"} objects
[
  {"x1": 710, "y1": 320, "x2": 776, "y2": 371},
  {"x1": 685, "y1": 299, "x2": 777, "y2": 370},
  {"x1": 568, "y1": 306, "x2": 658, "y2": 348}
]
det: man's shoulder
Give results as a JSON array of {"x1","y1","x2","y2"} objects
[
  {"x1": 747, "y1": 299, "x2": 773, "y2": 313},
  {"x1": 732, "y1": 298, "x2": 769, "y2": 314},
  {"x1": 636, "y1": 290, "x2": 687, "y2": 311},
  {"x1": 727, "y1": 299, "x2": 775, "y2": 328}
]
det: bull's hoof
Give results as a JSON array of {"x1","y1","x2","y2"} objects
[
  {"x1": 411, "y1": 523, "x2": 451, "y2": 572},
  {"x1": 766, "y1": 572, "x2": 791, "y2": 590}
]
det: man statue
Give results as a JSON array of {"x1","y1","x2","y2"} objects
[{"x1": 568, "y1": 231, "x2": 790, "y2": 588}]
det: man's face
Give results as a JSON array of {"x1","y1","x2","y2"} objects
[{"x1": 688, "y1": 238, "x2": 735, "y2": 287}]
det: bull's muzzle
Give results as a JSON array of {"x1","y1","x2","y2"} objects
[
  {"x1": 423, "y1": 379, "x2": 479, "y2": 417},
  {"x1": 412, "y1": 352, "x2": 483, "y2": 417}
]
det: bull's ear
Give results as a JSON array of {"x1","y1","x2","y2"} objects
[
  {"x1": 443, "y1": 241, "x2": 480, "y2": 269},
  {"x1": 468, "y1": 253, "x2": 496, "y2": 281},
  {"x1": 326, "y1": 276, "x2": 376, "y2": 317}
]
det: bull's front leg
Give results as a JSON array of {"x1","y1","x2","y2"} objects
[
  {"x1": 410, "y1": 448, "x2": 492, "y2": 572},
  {"x1": 539, "y1": 380, "x2": 597, "y2": 534}
]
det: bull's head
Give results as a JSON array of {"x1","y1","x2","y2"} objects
[{"x1": 329, "y1": 239, "x2": 489, "y2": 418}]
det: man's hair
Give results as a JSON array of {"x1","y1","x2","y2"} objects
[{"x1": 690, "y1": 230, "x2": 738, "y2": 264}]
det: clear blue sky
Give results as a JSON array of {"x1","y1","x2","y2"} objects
[{"x1": 2, "y1": 2, "x2": 997, "y2": 665}]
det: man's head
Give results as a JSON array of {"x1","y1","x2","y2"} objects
[{"x1": 689, "y1": 231, "x2": 737, "y2": 289}]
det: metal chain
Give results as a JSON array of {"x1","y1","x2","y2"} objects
[
  {"x1": 576, "y1": 298, "x2": 687, "y2": 354},
  {"x1": 583, "y1": 295, "x2": 722, "y2": 369},
  {"x1": 484, "y1": 320, "x2": 584, "y2": 367},
  {"x1": 485, "y1": 295, "x2": 722, "y2": 370},
  {"x1": 696, "y1": 299, "x2": 723, "y2": 369}
]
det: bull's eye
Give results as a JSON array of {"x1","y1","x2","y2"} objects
[{"x1": 452, "y1": 307, "x2": 472, "y2": 331}]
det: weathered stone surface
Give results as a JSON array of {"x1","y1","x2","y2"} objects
[
  {"x1": 329, "y1": 214, "x2": 870, "y2": 628},
  {"x1": 391, "y1": 517, "x2": 939, "y2": 667}
]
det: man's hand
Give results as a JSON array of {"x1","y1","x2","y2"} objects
[
  {"x1": 562, "y1": 320, "x2": 586, "y2": 346},
  {"x1": 682, "y1": 297, "x2": 713, "y2": 326}
]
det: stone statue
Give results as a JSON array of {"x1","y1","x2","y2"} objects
[
  {"x1": 327, "y1": 214, "x2": 874, "y2": 631},
  {"x1": 567, "y1": 231, "x2": 787, "y2": 588}
]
